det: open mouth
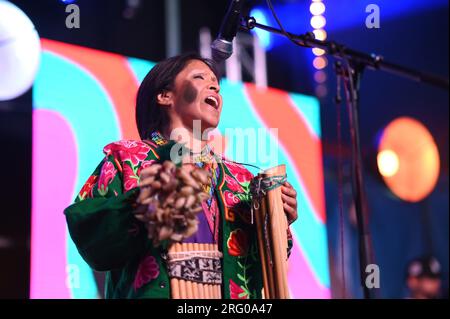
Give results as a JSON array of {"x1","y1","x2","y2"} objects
[{"x1": 204, "y1": 96, "x2": 219, "y2": 109}]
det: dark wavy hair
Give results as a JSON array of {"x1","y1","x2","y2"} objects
[{"x1": 135, "y1": 53, "x2": 220, "y2": 140}]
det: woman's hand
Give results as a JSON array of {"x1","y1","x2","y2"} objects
[{"x1": 281, "y1": 181, "x2": 298, "y2": 225}]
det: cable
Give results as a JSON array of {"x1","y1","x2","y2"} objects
[
  {"x1": 222, "y1": 158, "x2": 263, "y2": 172},
  {"x1": 265, "y1": 0, "x2": 307, "y2": 47}
]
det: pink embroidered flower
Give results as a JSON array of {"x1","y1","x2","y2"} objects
[
  {"x1": 223, "y1": 190, "x2": 241, "y2": 208},
  {"x1": 103, "y1": 140, "x2": 151, "y2": 166},
  {"x1": 98, "y1": 161, "x2": 117, "y2": 195},
  {"x1": 78, "y1": 175, "x2": 98, "y2": 200},
  {"x1": 227, "y1": 229, "x2": 249, "y2": 257},
  {"x1": 224, "y1": 161, "x2": 253, "y2": 184},
  {"x1": 134, "y1": 255, "x2": 160, "y2": 291},
  {"x1": 229, "y1": 279, "x2": 249, "y2": 299},
  {"x1": 224, "y1": 174, "x2": 244, "y2": 193},
  {"x1": 123, "y1": 164, "x2": 139, "y2": 191}
]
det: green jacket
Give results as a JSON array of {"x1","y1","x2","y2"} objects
[{"x1": 64, "y1": 136, "x2": 292, "y2": 299}]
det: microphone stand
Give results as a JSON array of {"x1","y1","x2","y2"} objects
[
  {"x1": 241, "y1": 17, "x2": 449, "y2": 90},
  {"x1": 240, "y1": 16, "x2": 449, "y2": 300}
]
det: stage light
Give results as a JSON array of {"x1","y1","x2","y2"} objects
[
  {"x1": 377, "y1": 150, "x2": 400, "y2": 177},
  {"x1": 378, "y1": 117, "x2": 440, "y2": 203},
  {"x1": 0, "y1": 0, "x2": 41, "y2": 100},
  {"x1": 315, "y1": 84, "x2": 327, "y2": 98},
  {"x1": 311, "y1": 1, "x2": 327, "y2": 96},
  {"x1": 313, "y1": 29, "x2": 327, "y2": 41},
  {"x1": 310, "y1": 2, "x2": 325, "y2": 16},
  {"x1": 313, "y1": 56, "x2": 327, "y2": 69},
  {"x1": 314, "y1": 71, "x2": 327, "y2": 83},
  {"x1": 250, "y1": 8, "x2": 272, "y2": 50},
  {"x1": 311, "y1": 15, "x2": 326, "y2": 29},
  {"x1": 312, "y1": 47, "x2": 325, "y2": 56}
]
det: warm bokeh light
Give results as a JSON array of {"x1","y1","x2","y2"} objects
[
  {"x1": 377, "y1": 150, "x2": 400, "y2": 177},
  {"x1": 378, "y1": 117, "x2": 440, "y2": 202},
  {"x1": 313, "y1": 56, "x2": 328, "y2": 69},
  {"x1": 314, "y1": 70, "x2": 327, "y2": 83},
  {"x1": 311, "y1": 1, "x2": 327, "y2": 96},
  {"x1": 315, "y1": 84, "x2": 327, "y2": 98},
  {"x1": 312, "y1": 47, "x2": 325, "y2": 56},
  {"x1": 313, "y1": 29, "x2": 327, "y2": 41},
  {"x1": 310, "y1": 2, "x2": 325, "y2": 15},
  {"x1": 311, "y1": 15, "x2": 326, "y2": 29}
]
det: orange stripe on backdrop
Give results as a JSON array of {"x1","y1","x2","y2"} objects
[
  {"x1": 41, "y1": 39, "x2": 140, "y2": 140},
  {"x1": 244, "y1": 83, "x2": 326, "y2": 223}
]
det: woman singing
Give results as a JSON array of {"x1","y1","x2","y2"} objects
[{"x1": 64, "y1": 53, "x2": 298, "y2": 299}]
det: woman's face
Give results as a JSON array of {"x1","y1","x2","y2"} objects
[{"x1": 164, "y1": 60, "x2": 222, "y2": 133}]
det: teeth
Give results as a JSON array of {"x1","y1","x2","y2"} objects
[{"x1": 205, "y1": 96, "x2": 218, "y2": 108}]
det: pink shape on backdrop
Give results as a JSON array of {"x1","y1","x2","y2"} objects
[
  {"x1": 30, "y1": 109, "x2": 78, "y2": 298},
  {"x1": 288, "y1": 238, "x2": 330, "y2": 299}
]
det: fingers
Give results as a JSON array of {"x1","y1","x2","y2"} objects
[
  {"x1": 282, "y1": 193, "x2": 298, "y2": 224},
  {"x1": 282, "y1": 181, "x2": 298, "y2": 224},
  {"x1": 281, "y1": 183, "x2": 297, "y2": 198},
  {"x1": 281, "y1": 193, "x2": 296, "y2": 207},
  {"x1": 283, "y1": 202, "x2": 298, "y2": 224},
  {"x1": 283, "y1": 181, "x2": 293, "y2": 189}
]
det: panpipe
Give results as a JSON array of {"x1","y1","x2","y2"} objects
[
  {"x1": 250, "y1": 164, "x2": 290, "y2": 299},
  {"x1": 168, "y1": 243, "x2": 222, "y2": 299}
]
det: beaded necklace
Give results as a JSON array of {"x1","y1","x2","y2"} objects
[{"x1": 192, "y1": 144, "x2": 219, "y2": 210}]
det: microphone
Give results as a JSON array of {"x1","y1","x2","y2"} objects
[{"x1": 211, "y1": 0, "x2": 246, "y2": 63}]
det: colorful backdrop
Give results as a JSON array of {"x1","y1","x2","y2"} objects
[{"x1": 31, "y1": 39, "x2": 330, "y2": 299}]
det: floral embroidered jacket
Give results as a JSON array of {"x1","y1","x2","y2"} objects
[{"x1": 64, "y1": 136, "x2": 293, "y2": 299}]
